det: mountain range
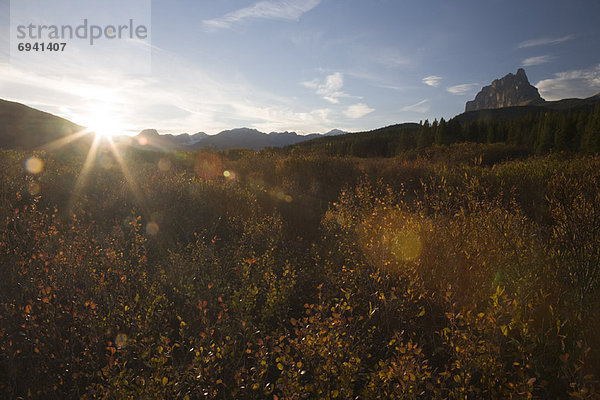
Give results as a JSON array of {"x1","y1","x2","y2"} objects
[
  {"x1": 0, "y1": 98, "x2": 348, "y2": 151},
  {"x1": 128, "y1": 127, "x2": 347, "y2": 151},
  {"x1": 1, "y1": 68, "x2": 599, "y2": 152}
]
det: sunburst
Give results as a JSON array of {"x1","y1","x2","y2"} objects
[
  {"x1": 37, "y1": 102, "x2": 145, "y2": 218},
  {"x1": 81, "y1": 106, "x2": 127, "y2": 139}
]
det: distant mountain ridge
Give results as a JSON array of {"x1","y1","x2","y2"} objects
[
  {"x1": 1, "y1": 80, "x2": 599, "y2": 152},
  {"x1": 465, "y1": 68, "x2": 544, "y2": 112},
  {"x1": 130, "y1": 127, "x2": 349, "y2": 151},
  {"x1": 135, "y1": 129, "x2": 208, "y2": 149},
  {"x1": 0, "y1": 98, "x2": 351, "y2": 151}
]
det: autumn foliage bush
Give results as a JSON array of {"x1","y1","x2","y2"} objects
[{"x1": 1, "y1": 146, "x2": 599, "y2": 399}]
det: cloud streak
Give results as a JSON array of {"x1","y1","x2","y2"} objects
[
  {"x1": 344, "y1": 103, "x2": 374, "y2": 119},
  {"x1": 0, "y1": 49, "x2": 337, "y2": 135},
  {"x1": 447, "y1": 83, "x2": 479, "y2": 95},
  {"x1": 518, "y1": 34, "x2": 574, "y2": 48},
  {"x1": 522, "y1": 55, "x2": 554, "y2": 67},
  {"x1": 302, "y1": 72, "x2": 351, "y2": 104},
  {"x1": 203, "y1": 0, "x2": 320, "y2": 31},
  {"x1": 376, "y1": 52, "x2": 411, "y2": 69},
  {"x1": 401, "y1": 99, "x2": 429, "y2": 113},
  {"x1": 536, "y1": 64, "x2": 600, "y2": 101},
  {"x1": 422, "y1": 76, "x2": 442, "y2": 87}
]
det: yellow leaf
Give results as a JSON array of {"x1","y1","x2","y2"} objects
[{"x1": 162, "y1": 377, "x2": 168, "y2": 385}]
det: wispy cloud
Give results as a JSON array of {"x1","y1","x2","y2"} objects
[
  {"x1": 536, "y1": 64, "x2": 600, "y2": 101},
  {"x1": 518, "y1": 34, "x2": 574, "y2": 49},
  {"x1": 377, "y1": 52, "x2": 411, "y2": 69},
  {"x1": 302, "y1": 72, "x2": 351, "y2": 104},
  {"x1": 203, "y1": 0, "x2": 320, "y2": 31},
  {"x1": 401, "y1": 99, "x2": 429, "y2": 113},
  {"x1": 447, "y1": 83, "x2": 480, "y2": 95},
  {"x1": 0, "y1": 48, "x2": 336, "y2": 135},
  {"x1": 522, "y1": 55, "x2": 554, "y2": 67},
  {"x1": 344, "y1": 103, "x2": 374, "y2": 119},
  {"x1": 345, "y1": 69, "x2": 408, "y2": 92},
  {"x1": 422, "y1": 76, "x2": 442, "y2": 87}
]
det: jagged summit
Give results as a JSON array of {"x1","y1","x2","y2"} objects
[
  {"x1": 515, "y1": 67, "x2": 527, "y2": 80},
  {"x1": 138, "y1": 129, "x2": 160, "y2": 137},
  {"x1": 465, "y1": 68, "x2": 545, "y2": 112}
]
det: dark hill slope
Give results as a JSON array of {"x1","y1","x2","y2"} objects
[
  {"x1": 290, "y1": 123, "x2": 420, "y2": 157},
  {"x1": 0, "y1": 99, "x2": 86, "y2": 150}
]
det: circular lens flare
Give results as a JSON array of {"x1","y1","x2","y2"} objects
[{"x1": 24, "y1": 157, "x2": 44, "y2": 174}]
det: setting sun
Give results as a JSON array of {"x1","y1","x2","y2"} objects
[{"x1": 81, "y1": 107, "x2": 126, "y2": 139}]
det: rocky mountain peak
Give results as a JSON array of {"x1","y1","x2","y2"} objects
[
  {"x1": 466, "y1": 69, "x2": 544, "y2": 112},
  {"x1": 138, "y1": 129, "x2": 160, "y2": 137}
]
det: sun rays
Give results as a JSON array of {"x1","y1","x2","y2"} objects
[
  {"x1": 71, "y1": 130, "x2": 103, "y2": 197},
  {"x1": 105, "y1": 135, "x2": 147, "y2": 209},
  {"x1": 36, "y1": 116, "x2": 145, "y2": 219}
]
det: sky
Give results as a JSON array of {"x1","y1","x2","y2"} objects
[{"x1": 1, "y1": 0, "x2": 600, "y2": 136}]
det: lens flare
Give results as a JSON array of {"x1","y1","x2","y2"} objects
[
  {"x1": 146, "y1": 222, "x2": 160, "y2": 236},
  {"x1": 158, "y1": 158, "x2": 172, "y2": 171},
  {"x1": 389, "y1": 230, "x2": 423, "y2": 262},
  {"x1": 115, "y1": 333, "x2": 128, "y2": 349},
  {"x1": 24, "y1": 157, "x2": 44, "y2": 174},
  {"x1": 356, "y1": 208, "x2": 425, "y2": 273}
]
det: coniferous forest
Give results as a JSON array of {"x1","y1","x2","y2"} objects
[
  {"x1": 295, "y1": 104, "x2": 600, "y2": 157},
  {"x1": 1, "y1": 108, "x2": 600, "y2": 399}
]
